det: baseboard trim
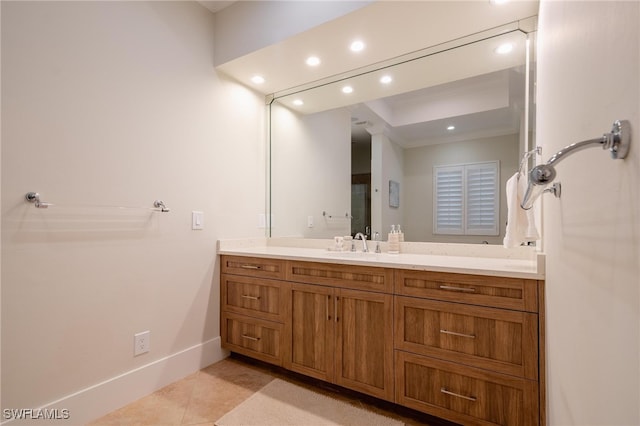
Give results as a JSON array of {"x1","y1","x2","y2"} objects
[{"x1": 2, "y1": 337, "x2": 229, "y2": 425}]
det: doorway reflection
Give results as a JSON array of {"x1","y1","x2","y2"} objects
[{"x1": 351, "y1": 131, "x2": 371, "y2": 238}]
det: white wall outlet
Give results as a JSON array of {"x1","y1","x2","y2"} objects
[
  {"x1": 192, "y1": 211, "x2": 204, "y2": 230},
  {"x1": 307, "y1": 215, "x2": 314, "y2": 228},
  {"x1": 134, "y1": 330, "x2": 150, "y2": 356}
]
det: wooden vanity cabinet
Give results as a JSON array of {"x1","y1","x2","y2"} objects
[
  {"x1": 286, "y1": 282, "x2": 394, "y2": 401},
  {"x1": 220, "y1": 256, "x2": 290, "y2": 365},
  {"x1": 394, "y1": 269, "x2": 543, "y2": 426},
  {"x1": 284, "y1": 261, "x2": 395, "y2": 402},
  {"x1": 220, "y1": 255, "x2": 544, "y2": 426}
]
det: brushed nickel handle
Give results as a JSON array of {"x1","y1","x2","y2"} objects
[
  {"x1": 241, "y1": 334, "x2": 260, "y2": 342},
  {"x1": 241, "y1": 295, "x2": 260, "y2": 300},
  {"x1": 240, "y1": 265, "x2": 261, "y2": 270},
  {"x1": 327, "y1": 295, "x2": 331, "y2": 320},
  {"x1": 440, "y1": 329, "x2": 476, "y2": 339},
  {"x1": 335, "y1": 296, "x2": 339, "y2": 322},
  {"x1": 439, "y1": 285, "x2": 475, "y2": 293},
  {"x1": 440, "y1": 387, "x2": 477, "y2": 402}
]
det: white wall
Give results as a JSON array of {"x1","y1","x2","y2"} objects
[
  {"x1": 403, "y1": 133, "x2": 519, "y2": 244},
  {"x1": 371, "y1": 132, "x2": 403, "y2": 239},
  {"x1": 270, "y1": 104, "x2": 351, "y2": 238},
  {"x1": 1, "y1": 1, "x2": 265, "y2": 423},
  {"x1": 538, "y1": 1, "x2": 640, "y2": 425}
]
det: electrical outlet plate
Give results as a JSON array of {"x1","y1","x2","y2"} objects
[{"x1": 134, "y1": 331, "x2": 150, "y2": 356}]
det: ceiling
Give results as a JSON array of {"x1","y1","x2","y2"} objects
[
  {"x1": 197, "y1": 1, "x2": 235, "y2": 14},
  {"x1": 214, "y1": 1, "x2": 539, "y2": 96},
  {"x1": 350, "y1": 67, "x2": 526, "y2": 148},
  {"x1": 208, "y1": 1, "x2": 538, "y2": 149},
  {"x1": 270, "y1": 25, "x2": 532, "y2": 148}
]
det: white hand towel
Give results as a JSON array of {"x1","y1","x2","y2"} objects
[{"x1": 503, "y1": 172, "x2": 540, "y2": 248}]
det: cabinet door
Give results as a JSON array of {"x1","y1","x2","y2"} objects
[
  {"x1": 395, "y1": 269, "x2": 538, "y2": 312},
  {"x1": 222, "y1": 274, "x2": 289, "y2": 322},
  {"x1": 221, "y1": 255, "x2": 285, "y2": 280},
  {"x1": 287, "y1": 261, "x2": 394, "y2": 293},
  {"x1": 395, "y1": 296, "x2": 538, "y2": 379},
  {"x1": 285, "y1": 283, "x2": 335, "y2": 382},
  {"x1": 396, "y1": 351, "x2": 539, "y2": 426},
  {"x1": 336, "y1": 289, "x2": 394, "y2": 401},
  {"x1": 222, "y1": 312, "x2": 284, "y2": 366}
]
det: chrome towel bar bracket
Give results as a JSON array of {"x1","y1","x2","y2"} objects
[
  {"x1": 25, "y1": 192, "x2": 52, "y2": 208},
  {"x1": 521, "y1": 119, "x2": 631, "y2": 209},
  {"x1": 322, "y1": 211, "x2": 352, "y2": 220}
]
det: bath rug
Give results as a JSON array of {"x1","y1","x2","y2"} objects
[{"x1": 215, "y1": 378, "x2": 402, "y2": 426}]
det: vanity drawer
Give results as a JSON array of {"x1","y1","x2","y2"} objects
[
  {"x1": 286, "y1": 260, "x2": 393, "y2": 293},
  {"x1": 395, "y1": 296, "x2": 538, "y2": 379},
  {"x1": 221, "y1": 255, "x2": 286, "y2": 280},
  {"x1": 395, "y1": 270, "x2": 538, "y2": 312},
  {"x1": 396, "y1": 351, "x2": 538, "y2": 426},
  {"x1": 222, "y1": 312, "x2": 284, "y2": 366},
  {"x1": 222, "y1": 274, "x2": 290, "y2": 322}
]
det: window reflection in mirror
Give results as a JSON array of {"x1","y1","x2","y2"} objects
[{"x1": 269, "y1": 28, "x2": 535, "y2": 244}]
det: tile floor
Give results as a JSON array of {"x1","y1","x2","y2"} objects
[{"x1": 89, "y1": 355, "x2": 458, "y2": 426}]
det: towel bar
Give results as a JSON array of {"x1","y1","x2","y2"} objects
[
  {"x1": 25, "y1": 192, "x2": 171, "y2": 212},
  {"x1": 521, "y1": 119, "x2": 630, "y2": 209}
]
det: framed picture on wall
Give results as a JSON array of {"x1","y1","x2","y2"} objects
[{"x1": 389, "y1": 180, "x2": 399, "y2": 208}]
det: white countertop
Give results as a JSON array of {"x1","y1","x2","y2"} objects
[{"x1": 218, "y1": 238, "x2": 545, "y2": 280}]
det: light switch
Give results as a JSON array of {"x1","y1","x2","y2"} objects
[{"x1": 192, "y1": 211, "x2": 204, "y2": 230}]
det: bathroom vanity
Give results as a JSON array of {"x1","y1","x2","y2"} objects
[{"x1": 218, "y1": 239, "x2": 545, "y2": 426}]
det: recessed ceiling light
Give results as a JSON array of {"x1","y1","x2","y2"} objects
[
  {"x1": 342, "y1": 86, "x2": 353, "y2": 94},
  {"x1": 380, "y1": 75, "x2": 393, "y2": 84},
  {"x1": 495, "y1": 43, "x2": 514, "y2": 55},
  {"x1": 350, "y1": 40, "x2": 365, "y2": 52},
  {"x1": 251, "y1": 75, "x2": 265, "y2": 84},
  {"x1": 490, "y1": 0, "x2": 509, "y2": 4},
  {"x1": 306, "y1": 56, "x2": 321, "y2": 66},
  {"x1": 293, "y1": 99, "x2": 304, "y2": 106},
  {"x1": 447, "y1": 125, "x2": 456, "y2": 131}
]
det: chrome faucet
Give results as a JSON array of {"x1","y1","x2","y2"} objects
[{"x1": 354, "y1": 232, "x2": 368, "y2": 252}]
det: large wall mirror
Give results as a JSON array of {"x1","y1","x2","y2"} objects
[{"x1": 269, "y1": 21, "x2": 536, "y2": 244}]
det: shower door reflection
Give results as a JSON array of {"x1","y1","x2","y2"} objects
[{"x1": 351, "y1": 175, "x2": 371, "y2": 238}]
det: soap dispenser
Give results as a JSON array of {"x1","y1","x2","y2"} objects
[{"x1": 388, "y1": 225, "x2": 400, "y2": 254}]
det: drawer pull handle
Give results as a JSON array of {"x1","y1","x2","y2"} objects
[
  {"x1": 440, "y1": 387, "x2": 477, "y2": 402},
  {"x1": 241, "y1": 295, "x2": 261, "y2": 300},
  {"x1": 439, "y1": 285, "x2": 475, "y2": 293},
  {"x1": 440, "y1": 329, "x2": 476, "y2": 339},
  {"x1": 240, "y1": 265, "x2": 261, "y2": 270},
  {"x1": 241, "y1": 334, "x2": 260, "y2": 342}
]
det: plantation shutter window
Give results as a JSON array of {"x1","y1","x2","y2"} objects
[
  {"x1": 433, "y1": 166, "x2": 464, "y2": 235},
  {"x1": 434, "y1": 161, "x2": 499, "y2": 236}
]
